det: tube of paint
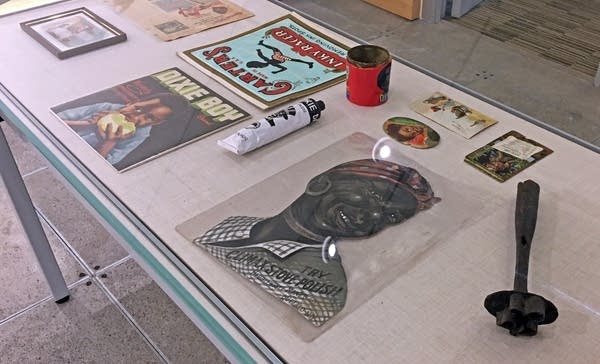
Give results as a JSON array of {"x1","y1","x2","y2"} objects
[{"x1": 217, "y1": 98, "x2": 326, "y2": 155}]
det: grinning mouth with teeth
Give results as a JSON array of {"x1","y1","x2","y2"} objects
[
  {"x1": 336, "y1": 207, "x2": 352, "y2": 230},
  {"x1": 333, "y1": 206, "x2": 378, "y2": 235}
]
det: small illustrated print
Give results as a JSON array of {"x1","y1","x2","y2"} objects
[
  {"x1": 464, "y1": 130, "x2": 553, "y2": 182},
  {"x1": 410, "y1": 92, "x2": 497, "y2": 139}
]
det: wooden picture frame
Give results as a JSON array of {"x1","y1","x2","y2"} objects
[{"x1": 20, "y1": 7, "x2": 126, "y2": 59}]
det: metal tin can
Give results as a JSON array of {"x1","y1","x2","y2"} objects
[{"x1": 346, "y1": 45, "x2": 391, "y2": 106}]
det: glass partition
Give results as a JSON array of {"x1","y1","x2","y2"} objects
[{"x1": 276, "y1": 0, "x2": 600, "y2": 152}]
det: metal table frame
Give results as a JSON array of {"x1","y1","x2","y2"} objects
[{"x1": 0, "y1": 121, "x2": 69, "y2": 303}]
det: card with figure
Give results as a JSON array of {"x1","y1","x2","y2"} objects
[
  {"x1": 410, "y1": 92, "x2": 497, "y2": 138},
  {"x1": 464, "y1": 130, "x2": 553, "y2": 182}
]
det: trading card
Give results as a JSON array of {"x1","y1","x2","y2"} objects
[
  {"x1": 410, "y1": 92, "x2": 497, "y2": 138},
  {"x1": 464, "y1": 131, "x2": 553, "y2": 182}
]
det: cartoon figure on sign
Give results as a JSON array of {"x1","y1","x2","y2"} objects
[
  {"x1": 246, "y1": 40, "x2": 314, "y2": 74},
  {"x1": 383, "y1": 117, "x2": 440, "y2": 149},
  {"x1": 193, "y1": 159, "x2": 440, "y2": 326},
  {"x1": 57, "y1": 93, "x2": 193, "y2": 165}
]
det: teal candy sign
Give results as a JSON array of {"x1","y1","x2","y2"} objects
[{"x1": 179, "y1": 14, "x2": 349, "y2": 109}]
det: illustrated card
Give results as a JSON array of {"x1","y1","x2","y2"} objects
[
  {"x1": 179, "y1": 13, "x2": 350, "y2": 109},
  {"x1": 464, "y1": 130, "x2": 553, "y2": 182},
  {"x1": 410, "y1": 92, "x2": 497, "y2": 138}
]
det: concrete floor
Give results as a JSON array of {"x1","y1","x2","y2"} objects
[
  {"x1": 1, "y1": 1, "x2": 599, "y2": 363},
  {"x1": 0, "y1": 122, "x2": 228, "y2": 363}
]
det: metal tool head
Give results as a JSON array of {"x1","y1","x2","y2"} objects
[{"x1": 484, "y1": 290, "x2": 558, "y2": 336}]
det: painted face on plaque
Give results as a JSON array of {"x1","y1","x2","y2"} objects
[
  {"x1": 296, "y1": 160, "x2": 438, "y2": 237},
  {"x1": 383, "y1": 117, "x2": 440, "y2": 149},
  {"x1": 193, "y1": 159, "x2": 440, "y2": 326}
]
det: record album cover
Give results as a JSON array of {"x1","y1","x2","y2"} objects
[{"x1": 51, "y1": 67, "x2": 250, "y2": 171}]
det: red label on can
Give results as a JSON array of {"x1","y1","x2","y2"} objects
[{"x1": 346, "y1": 46, "x2": 391, "y2": 106}]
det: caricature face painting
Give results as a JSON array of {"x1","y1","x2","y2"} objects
[
  {"x1": 192, "y1": 159, "x2": 439, "y2": 327},
  {"x1": 296, "y1": 160, "x2": 436, "y2": 237},
  {"x1": 308, "y1": 178, "x2": 417, "y2": 236}
]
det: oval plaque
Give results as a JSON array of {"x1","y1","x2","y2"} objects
[{"x1": 383, "y1": 117, "x2": 440, "y2": 149}]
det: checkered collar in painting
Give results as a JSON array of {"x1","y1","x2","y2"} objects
[
  {"x1": 193, "y1": 216, "x2": 320, "y2": 259},
  {"x1": 194, "y1": 216, "x2": 262, "y2": 245}
]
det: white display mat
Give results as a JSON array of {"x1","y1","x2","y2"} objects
[{"x1": 2, "y1": 0, "x2": 600, "y2": 362}]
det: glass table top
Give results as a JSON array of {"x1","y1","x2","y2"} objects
[{"x1": 1, "y1": 1, "x2": 600, "y2": 362}]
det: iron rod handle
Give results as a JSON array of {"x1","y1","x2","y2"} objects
[{"x1": 514, "y1": 180, "x2": 540, "y2": 292}]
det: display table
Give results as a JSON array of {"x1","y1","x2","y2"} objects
[{"x1": 2, "y1": 0, "x2": 600, "y2": 362}]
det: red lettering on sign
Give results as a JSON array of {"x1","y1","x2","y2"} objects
[
  {"x1": 259, "y1": 81, "x2": 293, "y2": 95},
  {"x1": 270, "y1": 27, "x2": 346, "y2": 71},
  {"x1": 202, "y1": 46, "x2": 231, "y2": 59}
]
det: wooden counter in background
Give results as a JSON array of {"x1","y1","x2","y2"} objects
[{"x1": 362, "y1": 0, "x2": 421, "y2": 20}]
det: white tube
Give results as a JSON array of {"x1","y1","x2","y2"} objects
[{"x1": 218, "y1": 98, "x2": 326, "y2": 155}]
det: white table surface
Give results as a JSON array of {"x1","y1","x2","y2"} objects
[{"x1": 1, "y1": 0, "x2": 600, "y2": 362}]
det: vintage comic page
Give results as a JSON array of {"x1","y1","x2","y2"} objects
[
  {"x1": 410, "y1": 91, "x2": 497, "y2": 139},
  {"x1": 105, "y1": 0, "x2": 253, "y2": 41},
  {"x1": 179, "y1": 13, "x2": 349, "y2": 109},
  {"x1": 51, "y1": 67, "x2": 250, "y2": 172},
  {"x1": 464, "y1": 130, "x2": 553, "y2": 182}
]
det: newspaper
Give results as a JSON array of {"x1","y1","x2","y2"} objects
[{"x1": 105, "y1": 0, "x2": 253, "y2": 41}]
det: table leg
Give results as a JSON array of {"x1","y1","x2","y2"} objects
[{"x1": 0, "y1": 124, "x2": 70, "y2": 303}]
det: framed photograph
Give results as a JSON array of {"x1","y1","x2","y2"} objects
[{"x1": 20, "y1": 7, "x2": 126, "y2": 59}]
